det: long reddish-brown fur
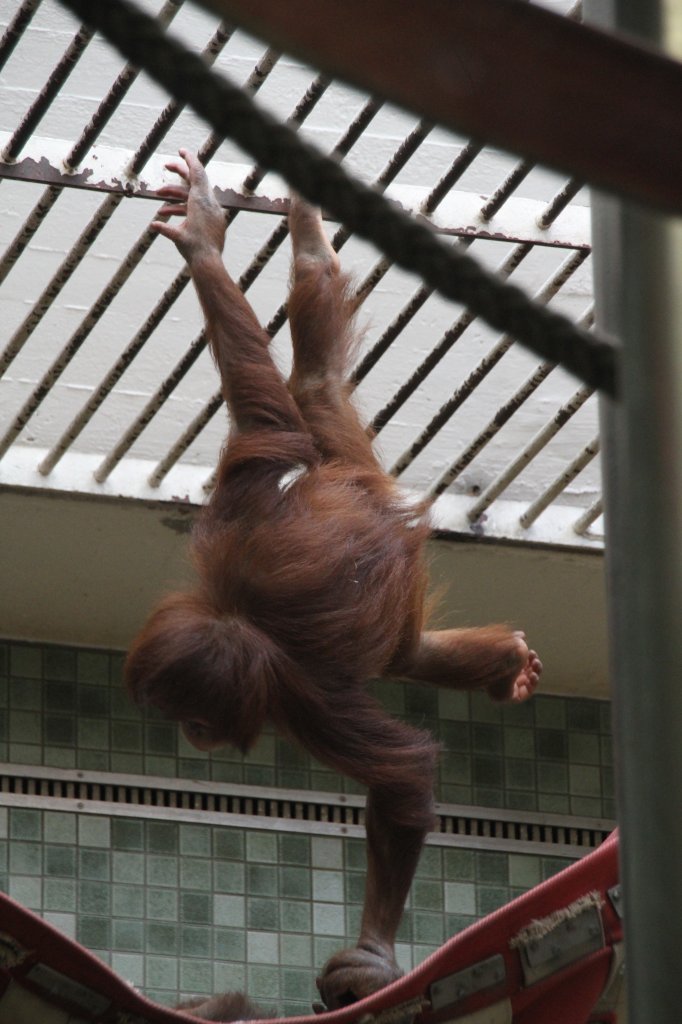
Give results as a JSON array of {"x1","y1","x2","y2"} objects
[{"x1": 125, "y1": 154, "x2": 541, "y2": 1014}]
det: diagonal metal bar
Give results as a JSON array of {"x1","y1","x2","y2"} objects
[
  {"x1": 427, "y1": 308, "x2": 595, "y2": 499},
  {"x1": 573, "y1": 498, "x2": 603, "y2": 537},
  {"x1": 467, "y1": 383, "x2": 594, "y2": 522},
  {"x1": 36, "y1": 42, "x2": 282, "y2": 477},
  {"x1": 0, "y1": 0, "x2": 185, "y2": 289},
  {"x1": 0, "y1": 23, "x2": 236, "y2": 460},
  {"x1": 0, "y1": 0, "x2": 43, "y2": 73},
  {"x1": 385, "y1": 246, "x2": 591, "y2": 463},
  {"x1": 2, "y1": 24, "x2": 94, "y2": 162},
  {"x1": 520, "y1": 435, "x2": 601, "y2": 529},
  {"x1": 360, "y1": 153, "x2": 550, "y2": 411},
  {"x1": 54, "y1": 0, "x2": 617, "y2": 394}
]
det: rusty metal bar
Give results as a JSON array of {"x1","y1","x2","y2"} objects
[
  {"x1": 147, "y1": 106, "x2": 433, "y2": 487},
  {"x1": 68, "y1": 0, "x2": 185, "y2": 170},
  {"x1": 0, "y1": 0, "x2": 42, "y2": 73},
  {"x1": 387, "y1": 249, "x2": 589, "y2": 477},
  {"x1": 428, "y1": 361, "x2": 557, "y2": 499},
  {"x1": 573, "y1": 498, "x2": 603, "y2": 537},
  {"x1": 467, "y1": 382, "x2": 594, "y2": 522},
  {"x1": 94, "y1": 332, "x2": 210, "y2": 484},
  {"x1": 1, "y1": 23, "x2": 94, "y2": 162},
  {"x1": 350, "y1": 138, "x2": 483, "y2": 317},
  {"x1": 0, "y1": 1, "x2": 185, "y2": 290},
  {"x1": 368, "y1": 173, "x2": 586, "y2": 427},
  {"x1": 480, "y1": 160, "x2": 533, "y2": 221},
  {"x1": 425, "y1": 307, "x2": 594, "y2": 498},
  {"x1": 37, "y1": 44, "x2": 282, "y2": 477},
  {"x1": 520, "y1": 435, "x2": 601, "y2": 529},
  {"x1": 538, "y1": 179, "x2": 584, "y2": 230},
  {"x1": 375, "y1": 242, "x2": 533, "y2": 439},
  {"x1": 0, "y1": 23, "x2": 237, "y2": 459}
]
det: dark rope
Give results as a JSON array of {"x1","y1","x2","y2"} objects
[{"x1": 56, "y1": 0, "x2": 619, "y2": 396}]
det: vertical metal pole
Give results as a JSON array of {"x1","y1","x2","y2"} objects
[{"x1": 587, "y1": 1, "x2": 682, "y2": 1019}]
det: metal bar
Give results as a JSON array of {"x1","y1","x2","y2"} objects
[
  {"x1": 0, "y1": 194, "x2": 123, "y2": 379},
  {"x1": 0, "y1": 1, "x2": 185, "y2": 290},
  {"x1": 264, "y1": 118, "x2": 432, "y2": 340},
  {"x1": 467, "y1": 383, "x2": 594, "y2": 522},
  {"x1": 94, "y1": 331, "x2": 209, "y2": 484},
  {"x1": 1, "y1": 23, "x2": 94, "y2": 162},
  {"x1": 375, "y1": 242, "x2": 534, "y2": 439},
  {"x1": 67, "y1": 0, "x2": 185, "y2": 169},
  {"x1": 480, "y1": 159, "x2": 533, "y2": 221},
  {"x1": 0, "y1": 0, "x2": 42, "y2": 73},
  {"x1": 538, "y1": 179, "x2": 584, "y2": 229},
  {"x1": 387, "y1": 249, "x2": 589, "y2": 473},
  {"x1": 43, "y1": 58, "x2": 337, "y2": 480},
  {"x1": 427, "y1": 360, "x2": 557, "y2": 499},
  {"x1": 369, "y1": 186, "x2": 590, "y2": 429},
  {"x1": 350, "y1": 141, "x2": 485, "y2": 378},
  {"x1": 0, "y1": 24, "x2": 239, "y2": 464},
  {"x1": 519, "y1": 435, "x2": 601, "y2": 529},
  {"x1": 573, "y1": 497, "x2": 603, "y2": 536},
  {"x1": 587, "y1": 1, "x2": 682, "y2": 1019}
]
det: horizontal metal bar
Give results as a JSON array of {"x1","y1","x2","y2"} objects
[{"x1": 0, "y1": 133, "x2": 592, "y2": 248}]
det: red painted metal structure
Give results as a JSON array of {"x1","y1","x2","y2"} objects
[{"x1": 0, "y1": 832, "x2": 621, "y2": 1023}]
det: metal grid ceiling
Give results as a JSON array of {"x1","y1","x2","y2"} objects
[{"x1": 0, "y1": 0, "x2": 603, "y2": 548}]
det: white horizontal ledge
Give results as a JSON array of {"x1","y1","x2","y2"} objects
[
  {"x1": 0, "y1": 133, "x2": 591, "y2": 249},
  {"x1": 0, "y1": 444, "x2": 603, "y2": 550}
]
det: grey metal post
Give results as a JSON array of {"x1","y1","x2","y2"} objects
[{"x1": 587, "y1": 1, "x2": 682, "y2": 1019}]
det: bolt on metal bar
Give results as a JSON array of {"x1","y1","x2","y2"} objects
[
  {"x1": 147, "y1": 95, "x2": 385, "y2": 488},
  {"x1": 375, "y1": 241, "x2": 533, "y2": 438},
  {"x1": 37, "y1": 43, "x2": 280, "y2": 476},
  {"x1": 0, "y1": 0, "x2": 43, "y2": 73},
  {"x1": 0, "y1": 1, "x2": 185, "y2": 290},
  {"x1": 2, "y1": 23, "x2": 94, "y2": 162},
  {"x1": 467, "y1": 381, "x2": 594, "y2": 522},
  {"x1": 573, "y1": 497, "x2": 603, "y2": 536},
  {"x1": 520, "y1": 435, "x2": 600, "y2": 529}
]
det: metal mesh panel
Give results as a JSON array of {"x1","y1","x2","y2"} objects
[{"x1": 0, "y1": 0, "x2": 603, "y2": 548}]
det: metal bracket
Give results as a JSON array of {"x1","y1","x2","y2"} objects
[
  {"x1": 608, "y1": 883, "x2": 624, "y2": 919},
  {"x1": 517, "y1": 904, "x2": 605, "y2": 986},
  {"x1": 25, "y1": 963, "x2": 111, "y2": 1017},
  {"x1": 429, "y1": 954, "x2": 506, "y2": 1011}
]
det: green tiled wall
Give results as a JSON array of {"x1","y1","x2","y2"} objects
[
  {"x1": 0, "y1": 640, "x2": 615, "y2": 819},
  {"x1": 0, "y1": 639, "x2": 612, "y2": 1011},
  {"x1": 0, "y1": 806, "x2": 574, "y2": 1013}
]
